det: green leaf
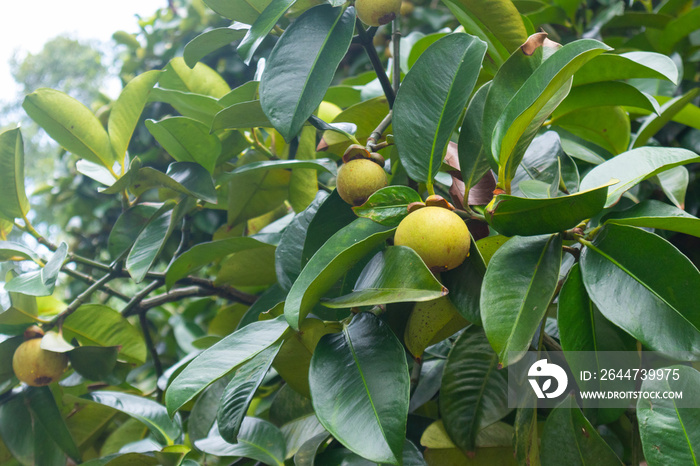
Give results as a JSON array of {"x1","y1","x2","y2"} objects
[
  {"x1": 440, "y1": 326, "x2": 511, "y2": 453},
  {"x1": 442, "y1": 237, "x2": 487, "y2": 324},
  {"x1": 63, "y1": 304, "x2": 147, "y2": 364},
  {"x1": 126, "y1": 202, "x2": 177, "y2": 283},
  {"x1": 211, "y1": 100, "x2": 273, "y2": 130},
  {"x1": 0, "y1": 392, "x2": 36, "y2": 464},
  {"x1": 481, "y1": 234, "x2": 562, "y2": 366},
  {"x1": 183, "y1": 26, "x2": 249, "y2": 68},
  {"x1": 68, "y1": 345, "x2": 119, "y2": 381},
  {"x1": 579, "y1": 147, "x2": 700, "y2": 207},
  {"x1": 0, "y1": 241, "x2": 38, "y2": 262},
  {"x1": 637, "y1": 365, "x2": 700, "y2": 466},
  {"x1": 109, "y1": 70, "x2": 161, "y2": 164},
  {"x1": 654, "y1": 166, "x2": 688, "y2": 209},
  {"x1": 580, "y1": 224, "x2": 700, "y2": 358},
  {"x1": 226, "y1": 158, "x2": 337, "y2": 178},
  {"x1": 493, "y1": 39, "x2": 610, "y2": 184},
  {"x1": 218, "y1": 343, "x2": 281, "y2": 443},
  {"x1": 540, "y1": 397, "x2": 623, "y2": 465},
  {"x1": 323, "y1": 246, "x2": 447, "y2": 308},
  {"x1": 319, "y1": 96, "x2": 390, "y2": 156},
  {"x1": 26, "y1": 387, "x2": 81, "y2": 462},
  {"x1": 80, "y1": 391, "x2": 181, "y2": 445},
  {"x1": 657, "y1": 6, "x2": 700, "y2": 53},
  {"x1": 166, "y1": 237, "x2": 270, "y2": 289},
  {"x1": 309, "y1": 312, "x2": 409, "y2": 465},
  {"x1": 552, "y1": 105, "x2": 630, "y2": 155},
  {"x1": 145, "y1": 117, "x2": 222, "y2": 174},
  {"x1": 5, "y1": 242, "x2": 68, "y2": 296},
  {"x1": 458, "y1": 83, "x2": 493, "y2": 194},
  {"x1": 573, "y1": 51, "x2": 679, "y2": 86},
  {"x1": 108, "y1": 203, "x2": 160, "y2": 259},
  {"x1": 22, "y1": 88, "x2": 115, "y2": 168},
  {"x1": 195, "y1": 417, "x2": 286, "y2": 465},
  {"x1": 294, "y1": 431, "x2": 330, "y2": 465},
  {"x1": 603, "y1": 200, "x2": 700, "y2": 238},
  {"x1": 301, "y1": 189, "x2": 356, "y2": 266},
  {"x1": 441, "y1": 0, "x2": 527, "y2": 63},
  {"x1": 102, "y1": 164, "x2": 216, "y2": 203},
  {"x1": 552, "y1": 81, "x2": 660, "y2": 118},
  {"x1": 238, "y1": 0, "x2": 296, "y2": 65},
  {"x1": 631, "y1": 88, "x2": 700, "y2": 148},
  {"x1": 280, "y1": 414, "x2": 326, "y2": 460},
  {"x1": 216, "y1": 244, "x2": 277, "y2": 287},
  {"x1": 149, "y1": 88, "x2": 224, "y2": 126},
  {"x1": 485, "y1": 182, "x2": 613, "y2": 237},
  {"x1": 160, "y1": 58, "x2": 230, "y2": 99},
  {"x1": 203, "y1": 0, "x2": 273, "y2": 24},
  {"x1": 351, "y1": 187, "x2": 421, "y2": 227},
  {"x1": 260, "y1": 5, "x2": 355, "y2": 141},
  {"x1": 165, "y1": 315, "x2": 288, "y2": 415},
  {"x1": 284, "y1": 219, "x2": 394, "y2": 330},
  {"x1": 276, "y1": 192, "x2": 328, "y2": 290},
  {"x1": 0, "y1": 128, "x2": 29, "y2": 221},
  {"x1": 393, "y1": 33, "x2": 487, "y2": 187}
]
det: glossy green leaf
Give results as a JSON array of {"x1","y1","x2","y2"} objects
[
  {"x1": 442, "y1": 236, "x2": 487, "y2": 324},
  {"x1": 394, "y1": 33, "x2": 487, "y2": 187},
  {"x1": 301, "y1": 189, "x2": 356, "y2": 265},
  {"x1": 294, "y1": 431, "x2": 330, "y2": 466},
  {"x1": 580, "y1": 224, "x2": 700, "y2": 358},
  {"x1": 227, "y1": 158, "x2": 337, "y2": 177},
  {"x1": 440, "y1": 326, "x2": 511, "y2": 453},
  {"x1": 485, "y1": 181, "x2": 613, "y2": 237},
  {"x1": 309, "y1": 312, "x2": 409, "y2": 465},
  {"x1": 108, "y1": 70, "x2": 161, "y2": 164},
  {"x1": 23, "y1": 88, "x2": 115, "y2": 167},
  {"x1": 102, "y1": 164, "x2": 216, "y2": 203},
  {"x1": 0, "y1": 283, "x2": 39, "y2": 329},
  {"x1": 552, "y1": 105, "x2": 630, "y2": 155},
  {"x1": 183, "y1": 26, "x2": 249, "y2": 68},
  {"x1": 26, "y1": 387, "x2": 81, "y2": 462},
  {"x1": 352, "y1": 186, "x2": 422, "y2": 227},
  {"x1": 280, "y1": 414, "x2": 326, "y2": 460},
  {"x1": 63, "y1": 304, "x2": 147, "y2": 364},
  {"x1": 160, "y1": 58, "x2": 230, "y2": 99},
  {"x1": 540, "y1": 397, "x2": 622, "y2": 465},
  {"x1": 552, "y1": 81, "x2": 660, "y2": 118},
  {"x1": 80, "y1": 391, "x2": 181, "y2": 445},
  {"x1": 216, "y1": 243, "x2": 277, "y2": 287},
  {"x1": 0, "y1": 393, "x2": 36, "y2": 464},
  {"x1": 657, "y1": 6, "x2": 700, "y2": 53},
  {"x1": 219, "y1": 81, "x2": 260, "y2": 107},
  {"x1": 493, "y1": 40, "x2": 610, "y2": 183},
  {"x1": 441, "y1": 0, "x2": 527, "y2": 63},
  {"x1": 211, "y1": 100, "x2": 273, "y2": 130},
  {"x1": 637, "y1": 365, "x2": 700, "y2": 466},
  {"x1": 238, "y1": 0, "x2": 296, "y2": 64},
  {"x1": 653, "y1": 95, "x2": 700, "y2": 130},
  {"x1": 218, "y1": 342, "x2": 281, "y2": 442},
  {"x1": 603, "y1": 200, "x2": 700, "y2": 238},
  {"x1": 146, "y1": 117, "x2": 222, "y2": 174},
  {"x1": 0, "y1": 336, "x2": 21, "y2": 387},
  {"x1": 126, "y1": 202, "x2": 177, "y2": 283},
  {"x1": 511, "y1": 131, "x2": 580, "y2": 196},
  {"x1": 68, "y1": 345, "x2": 119, "y2": 381},
  {"x1": 108, "y1": 203, "x2": 160, "y2": 259},
  {"x1": 320, "y1": 96, "x2": 389, "y2": 156},
  {"x1": 165, "y1": 315, "x2": 288, "y2": 415},
  {"x1": 323, "y1": 246, "x2": 447, "y2": 308},
  {"x1": 458, "y1": 83, "x2": 493, "y2": 193},
  {"x1": 573, "y1": 51, "x2": 679, "y2": 86},
  {"x1": 284, "y1": 219, "x2": 394, "y2": 330},
  {"x1": 579, "y1": 147, "x2": 700, "y2": 207},
  {"x1": 149, "y1": 88, "x2": 223, "y2": 126},
  {"x1": 481, "y1": 234, "x2": 562, "y2": 366},
  {"x1": 5, "y1": 242, "x2": 68, "y2": 296},
  {"x1": 0, "y1": 241, "x2": 38, "y2": 262},
  {"x1": 260, "y1": 5, "x2": 355, "y2": 141},
  {"x1": 654, "y1": 166, "x2": 688, "y2": 209},
  {"x1": 631, "y1": 88, "x2": 700, "y2": 148},
  {"x1": 515, "y1": 394, "x2": 539, "y2": 466},
  {"x1": 0, "y1": 128, "x2": 29, "y2": 220},
  {"x1": 276, "y1": 192, "x2": 328, "y2": 290},
  {"x1": 195, "y1": 417, "x2": 286, "y2": 465},
  {"x1": 203, "y1": 0, "x2": 273, "y2": 24},
  {"x1": 166, "y1": 236, "x2": 269, "y2": 289}
]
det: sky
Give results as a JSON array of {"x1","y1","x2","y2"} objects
[{"x1": 0, "y1": 0, "x2": 165, "y2": 103}]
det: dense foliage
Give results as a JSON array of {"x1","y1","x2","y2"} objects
[{"x1": 1, "y1": 0, "x2": 699, "y2": 464}]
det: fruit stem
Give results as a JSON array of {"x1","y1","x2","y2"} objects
[
  {"x1": 426, "y1": 182, "x2": 436, "y2": 196},
  {"x1": 356, "y1": 19, "x2": 396, "y2": 107},
  {"x1": 366, "y1": 111, "x2": 393, "y2": 150}
]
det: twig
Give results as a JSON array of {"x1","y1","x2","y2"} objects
[
  {"x1": 356, "y1": 19, "x2": 396, "y2": 107},
  {"x1": 177, "y1": 276, "x2": 257, "y2": 305},
  {"x1": 48, "y1": 271, "x2": 118, "y2": 330},
  {"x1": 366, "y1": 111, "x2": 393, "y2": 150},
  {"x1": 61, "y1": 267, "x2": 130, "y2": 302},
  {"x1": 410, "y1": 357, "x2": 422, "y2": 395},
  {"x1": 392, "y1": 17, "x2": 401, "y2": 93},
  {"x1": 140, "y1": 313, "x2": 164, "y2": 379},
  {"x1": 121, "y1": 280, "x2": 163, "y2": 317},
  {"x1": 138, "y1": 286, "x2": 218, "y2": 311}
]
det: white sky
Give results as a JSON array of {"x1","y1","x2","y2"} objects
[{"x1": 0, "y1": 0, "x2": 165, "y2": 102}]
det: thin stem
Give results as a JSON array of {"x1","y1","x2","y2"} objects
[
  {"x1": 121, "y1": 280, "x2": 163, "y2": 317},
  {"x1": 48, "y1": 271, "x2": 118, "y2": 330},
  {"x1": 356, "y1": 19, "x2": 395, "y2": 107},
  {"x1": 392, "y1": 17, "x2": 401, "y2": 93},
  {"x1": 251, "y1": 128, "x2": 273, "y2": 158},
  {"x1": 366, "y1": 111, "x2": 393, "y2": 150},
  {"x1": 410, "y1": 357, "x2": 422, "y2": 395},
  {"x1": 139, "y1": 286, "x2": 217, "y2": 310},
  {"x1": 61, "y1": 267, "x2": 130, "y2": 302},
  {"x1": 139, "y1": 312, "x2": 164, "y2": 400}
]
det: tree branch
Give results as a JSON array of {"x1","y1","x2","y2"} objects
[
  {"x1": 138, "y1": 286, "x2": 217, "y2": 311},
  {"x1": 61, "y1": 267, "x2": 130, "y2": 302},
  {"x1": 356, "y1": 19, "x2": 395, "y2": 108},
  {"x1": 121, "y1": 280, "x2": 164, "y2": 317},
  {"x1": 139, "y1": 312, "x2": 164, "y2": 388}
]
